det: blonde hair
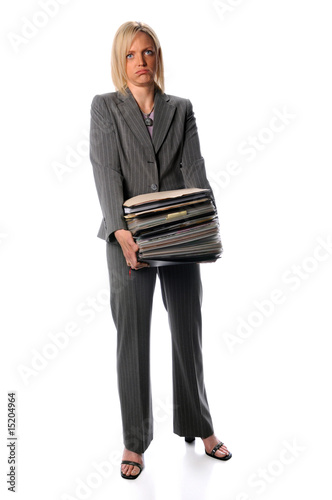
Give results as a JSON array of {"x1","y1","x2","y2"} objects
[{"x1": 111, "y1": 21, "x2": 165, "y2": 95}]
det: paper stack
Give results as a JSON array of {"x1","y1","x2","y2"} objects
[{"x1": 123, "y1": 188, "x2": 223, "y2": 266}]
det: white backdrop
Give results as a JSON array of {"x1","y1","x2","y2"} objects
[{"x1": 1, "y1": 1, "x2": 332, "y2": 499}]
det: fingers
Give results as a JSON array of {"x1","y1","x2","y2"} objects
[
  {"x1": 126, "y1": 259, "x2": 149, "y2": 271},
  {"x1": 124, "y1": 242, "x2": 148, "y2": 270},
  {"x1": 135, "y1": 263, "x2": 149, "y2": 270},
  {"x1": 115, "y1": 229, "x2": 149, "y2": 271},
  {"x1": 115, "y1": 229, "x2": 138, "y2": 253},
  {"x1": 125, "y1": 250, "x2": 139, "y2": 269},
  {"x1": 127, "y1": 240, "x2": 139, "y2": 255}
]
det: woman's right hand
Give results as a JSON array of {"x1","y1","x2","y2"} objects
[{"x1": 114, "y1": 229, "x2": 149, "y2": 270}]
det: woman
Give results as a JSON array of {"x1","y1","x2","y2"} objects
[{"x1": 90, "y1": 21, "x2": 231, "y2": 479}]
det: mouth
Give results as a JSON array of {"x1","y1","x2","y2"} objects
[{"x1": 136, "y1": 69, "x2": 149, "y2": 75}]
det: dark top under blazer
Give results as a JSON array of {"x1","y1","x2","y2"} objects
[{"x1": 90, "y1": 87, "x2": 213, "y2": 243}]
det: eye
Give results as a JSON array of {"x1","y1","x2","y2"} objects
[
  {"x1": 145, "y1": 50, "x2": 153, "y2": 55},
  {"x1": 126, "y1": 53, "x2": 134, "y2": 59}
]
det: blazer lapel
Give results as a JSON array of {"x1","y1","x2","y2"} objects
[
  {"x1": 116, "y1": 87, "x2": 176, "y2": 156},
  {"x1": 153, "y1": 90, "x2": 176, "y2": 154},
  {"x1": 116, "y1": 89, "x2": 153, "y2": 152}
]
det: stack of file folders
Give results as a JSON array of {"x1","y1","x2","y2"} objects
[{"x1": 123, "y1": 188, "x2": 222, "y2": 266}]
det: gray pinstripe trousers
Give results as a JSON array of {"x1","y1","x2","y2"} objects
[{"x1": 106, "y1": 241, "x2": 214, "y2": 454}]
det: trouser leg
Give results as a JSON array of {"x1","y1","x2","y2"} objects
[
  {"x1": 106, "y1": 241, "x2": 157, "y2": 454},
  {"x1": 158, "y1": 263, "x2": 214, "y2": 438}
]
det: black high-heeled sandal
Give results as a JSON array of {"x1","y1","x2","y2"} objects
[
  {"x1": 120, "y1": 460, "x2": 144, "y2": 479},
  {"x1": 205, "y1": 441, "x2": 232, "y2": 461},
  {"x1": 184, "y1": 437, "x2": 195, "y2": 443}
]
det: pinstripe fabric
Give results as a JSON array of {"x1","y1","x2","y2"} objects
[
  {"x1": 90, "y1": 87, "x2": 213, "y2": 243},
  {"x1": 106, "y1": 242, "x2": 157, "y2": 453},
  {"x1": 158, "y1": 264, "x2": 214, "y2": 438},
  {"x1": 91, "y1": 87, "x2": 216, "y2": 454},
  {"x1": 106, "y1": 242, "x2": 214, "y2": 453}
]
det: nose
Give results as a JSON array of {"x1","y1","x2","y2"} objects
[{"x1": 137, "y1": 53, "x2": 147, "y2": 66}]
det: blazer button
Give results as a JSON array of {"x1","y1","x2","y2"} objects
[{"x1": 151, "y1": 183, "x2": 158, "y2": 191}]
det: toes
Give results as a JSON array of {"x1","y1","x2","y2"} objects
[
  {"x1": 216, "y1": 445, "x2": 229, "y2": 457},
  {"x1": 121, "y1": 448, "x2": 143, "y2": 477},
  {"x1": 121, "y1": 464, "x2": 139, "y2": 476}
]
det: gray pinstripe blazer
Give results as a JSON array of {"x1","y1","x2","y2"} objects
[{"x1": 90, "y1": 87, "x2": 213, "y2": 243}]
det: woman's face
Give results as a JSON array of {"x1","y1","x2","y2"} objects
[{"x1": 125, "y1": 32, "x2": 157, "y2": 90}]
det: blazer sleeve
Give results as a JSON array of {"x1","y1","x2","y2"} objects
[
  {"x1": 89, "y1": 95, "x2": 127, "y2": 243},
  {"x1": 180, "y1": 99, "x2": 215, "y2": 200}
]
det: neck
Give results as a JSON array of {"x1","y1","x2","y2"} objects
[{"x1": 126, "y1": 83, "x2": 155, "y2": 114}]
